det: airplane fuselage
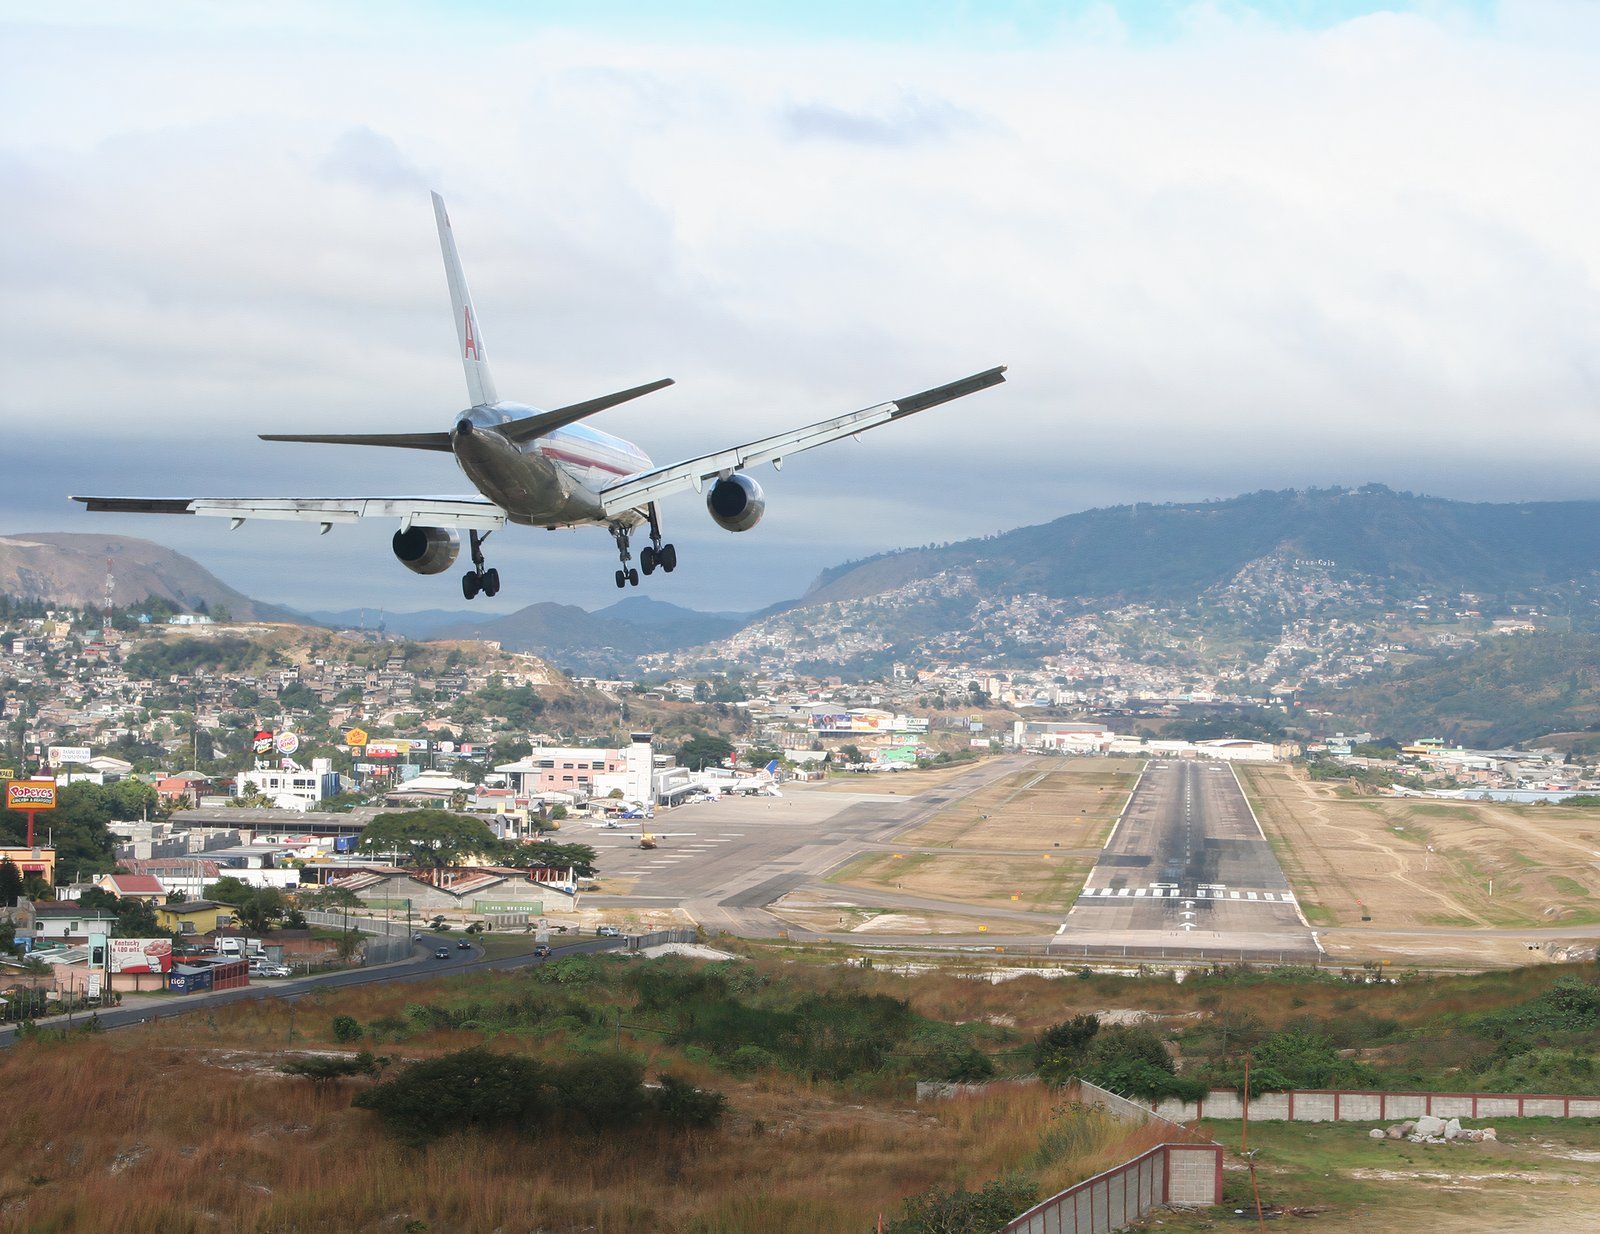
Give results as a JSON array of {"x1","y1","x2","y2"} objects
[{"x1": 452, "y1": 402, "x2": 653, "y2": 528}]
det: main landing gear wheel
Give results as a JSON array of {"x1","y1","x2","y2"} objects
[
  {"x1": 615, "y1": 569, "x2": 627, "y2": 589},
  {"x1": 462, "y1": 530, "x2": 499, "y2": 600},
  {"x1": 642, "y1": 501, "x2": 678, "y2": 574}
]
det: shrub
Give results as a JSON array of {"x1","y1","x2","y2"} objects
[
  {"x1": 281, "y1": 1052, "x2": 381, "y2": 1084},
  {"x1": 354, "y1": 1048, "x2": 550, "y2": 1142},
  {"x1": 331, "y1": 1014, "x2": 363, "y2": 1043},
  {"x1": 888, "y1": 1174, "x2": 1038, "y2": 1234},
  {"x1": 650, "y1": 1074, "x2": 727, "y2": 1129},
  {"x1": 1035, "y1": 1014, "x2": 1100, "y2": 1081},
  {"x1": 728, "y1": 1044, "x2": 780, "y2": 1074}
]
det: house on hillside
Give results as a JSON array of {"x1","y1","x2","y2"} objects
[
  {"x1": 94, "y1": 873, "x2": 166, "y2": 903},
  {"x1": 154, "y1": 899, "x2": 238, "y2": 936}
]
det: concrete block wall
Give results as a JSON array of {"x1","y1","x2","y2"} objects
[
  {"x1": 1153, "y1": 1087, "x2": 1600, "y2": 1125},
  {"x1": 1165, "y1": 1146, "x2": 1223, "y2": 1206},
  {"x1": 1002, "y1": 1150, "x2": 1166, "y2": 1234}
]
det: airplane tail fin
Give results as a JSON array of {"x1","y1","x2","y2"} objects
[
  {"x1": 764, "y1": 759, "x2": 779, "y2": 775},
  {"x1": 432, "y1": 191, "x2": 500, "y2": 408}
]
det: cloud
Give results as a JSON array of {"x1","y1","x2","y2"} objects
[
  {"x1": 316, "y1": 126, "x2": 430, "y2": 194},
  {"x1": 779, "y1": 95, "x2": 979, "y2": 146},
  {"x1": 5, "y1": 5, "x2": 1600, "y2": 613}
]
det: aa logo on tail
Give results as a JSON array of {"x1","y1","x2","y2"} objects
[{"x1": 464, "y1": 306, "x2": 481, "y2": 359}]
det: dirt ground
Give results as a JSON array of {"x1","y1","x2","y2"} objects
[
  {"x1": 825, "y1": 759, "x2": 1139, "y2": 915},
  {"x1": 1239, "y1": 765, "x2": 1600, "y2": 932},
  {"x1": 1152, "y1": 1118, "x2": 1600, "y2": 1234},
  {"x1": 811, "y1": 762, "x2": 992, "y2": 794}
]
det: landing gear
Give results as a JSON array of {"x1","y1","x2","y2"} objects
[
  {"x1": 461, "y1": 530, "x2": 499, "y2": 600},
  {"x1": 640, "y1": 502, "x2": 677, "y2": 576}
]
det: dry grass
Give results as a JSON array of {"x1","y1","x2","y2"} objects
[
  {"x1": 1242, "y1": 765, "x2": 1600, "y2": 931},
  {"x1": 0, "y1": 973, "x2": 1161, "y2": 1234},
  {"x1": 826, "y1": 759, "x2": 1138, "y2": 916}
]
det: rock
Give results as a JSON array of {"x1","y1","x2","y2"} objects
[
  {"x1": 1399, "y1": 1121, "x2": 1416, "y2": 1135},
  {"x1": 1370, "y1": 1128, "x2": 1387, "y2": 1139},
  {"x1": 1444, "y1": 1118, "x2": 1463, "y2": 1140},
  {"x1": 1386, "y1": 1126, "x2": 1404, "y2": 1139},
  {"x1": 1415, "y1": 1115, "x2": 1447, "y2": 1138},
  {"x1": 1483, "y1": 1128, "x2": 1497, "y2": 1141}
]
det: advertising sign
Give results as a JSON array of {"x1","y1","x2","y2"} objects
[
  {"x1": 253, "y1": 730, "x2": 275, "y2": 754},
  {"x1": 365, "y1": 740, "x2": 412, "y2": 759},
  {"x1": 0, "y1": 769, "x2": 13, "y2": 779},
  {"x1": 5, "y1": 780, "x2": 57, "y2": 811},
  {"x1": 47, "y1": 745, "x2": 92, "y2": 766},
  {"x1": 108, "y1": 938, "x2": 174, "y2": 974},
  {"x1": 273, "y1": 732, "x2": 300, "y2": 756},
  {"x1": 437, "y1": 741, "x2": 456, "y2": 754},
  {"x1": 343, "y1": 728, "x2": 368, "y2": 747}
]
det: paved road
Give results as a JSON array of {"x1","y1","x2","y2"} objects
[
  {"x1": 1054, "y1": 760, "x2": 1320, "y2": 961},
  {"x1": 0, "y1": 935, "x2": 621, "y2": 1048}
]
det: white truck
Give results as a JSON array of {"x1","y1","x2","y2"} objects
[{"x1": 216, "y1": 936, "x2": 265, "y2": 959}]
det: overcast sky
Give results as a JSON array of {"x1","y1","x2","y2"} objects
[{"x1": 4, "y1": 1, "x2": 1600, "y2": 615}]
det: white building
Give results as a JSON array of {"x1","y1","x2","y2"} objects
[{"x1": 237, "y1": 758, "x2": 341, "y2": 810}]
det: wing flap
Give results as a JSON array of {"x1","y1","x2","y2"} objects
[
  {"x1": 599, "y1": 366, "x2": 1005, "y2": 516},
  {"x1": 72, "y1": 495, "x2": 507, "y2": 531}
]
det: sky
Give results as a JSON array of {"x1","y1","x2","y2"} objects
[{"x1": 4, "y1": 1, "x2": 1600, "y2": 616}]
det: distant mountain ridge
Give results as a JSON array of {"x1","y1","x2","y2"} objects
[
  {"x1": 0, "y1": 532, "x2": 300, "y2": 623},
  {"x1": 786, "y1": 485, "x2": 1600, "y2": 611},
  {"x1": 431, "y1": 596, "x2": 747, "y2": 667}
]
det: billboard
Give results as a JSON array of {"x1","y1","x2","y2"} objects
[
  {"x1": 5, "y1": 780, "x2": 57, "y2": 811},
  {"x1": 253, "y1": 730, "x2": 275, "y2": 754},
  {"x1": 365, "y1": 740, "x2": 411, "y2": 759},
  {"x1": 273, "y1": 732, "x2": 300, "y2": 756},
  {"x1": 343, "y1": 728, "x2": 368, "y2": 747},
  {"x1": 109, "y1": 938, "x2": 173, "y2": 974},
  {"x1": 47, "y1": 745, "x2": 92, "y2": 766}
]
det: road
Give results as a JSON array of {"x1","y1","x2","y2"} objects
[
  {"x1": 0, "y1": 934, "x2": 635, "y2": 1049},
  {"x1": 1054, "y1": 760, "x2": 1320, "y2": 961}
]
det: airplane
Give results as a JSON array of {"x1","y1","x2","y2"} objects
[
  {"x1": 73, "y1": 193, "x2": 1007, "y2": 600},
  {"x1": 727, "y1": 759, "x2": 783, "y2": 796}
]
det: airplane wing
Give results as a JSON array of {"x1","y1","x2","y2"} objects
[
  {"x1": 71, "y1": 495, "x2": 507, "y2": 531},
  {"x1": 597, "y1": 366, "x2": 1005, "y2": 518}
]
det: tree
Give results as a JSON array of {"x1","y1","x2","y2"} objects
[
  {"x1": 77, "y1": 887, "x2": 165, "y2": 938},
  {"x1": 839, "y1": 744, "x2": 865, "y2": 766},
  {"x1": 281, "y1": 1051, "x2": 382, "y2": 1084},
  {"x1": 1034, "y1": 1013, "x2": 1101, "y2": 1081},
  {"x1": 0, "y1": 780, "x2": 160, "y2": 880},
  {"x1": 674, "y1": 732, "x2": 733, "y2": 771},
  {"x1": 500, "y1": 840, "x2": 597, "y2": 878},
  {"x1": 0, "y1": 858, "x2": 21, "y2": 908},
  {"x1": 356, "y1": 809, "x2": 498, "y2": 875},
  {"x1": 203, "y1": 876, "x2": 286, "y2": 933}
]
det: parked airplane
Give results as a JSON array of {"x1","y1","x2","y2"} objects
[{"x1": 74, "y1": 193, "x2": 1006, "y2": 600}]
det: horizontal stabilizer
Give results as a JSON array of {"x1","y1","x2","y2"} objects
[
  {"x1": 258, "y1": 431, "x2": 455, "y2": 451},
  {"x1": 497, "y1": 378, "x2": 675, "y2": 444}
]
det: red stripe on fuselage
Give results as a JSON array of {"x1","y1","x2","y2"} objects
[{"x1": 539, "y1": 445, "x2": 636, "y2": 477}]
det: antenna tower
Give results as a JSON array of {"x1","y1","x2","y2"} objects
[{"x1": 103, "y1": 555, "x2": 115, "y2": 636}]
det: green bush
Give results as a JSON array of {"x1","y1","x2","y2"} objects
[
  {"x1": 650, "y1": 1074, "x2": 727, "y2": 1129},
  {"x1": 887, "y1": 1174, "x2": 1038, "y2": 1234},
  {"x1": 331, "y1": 1014, "x2": 363, "y2": 1043}
]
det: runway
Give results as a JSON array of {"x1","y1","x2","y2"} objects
[{"x1": 1053, "y1": 760, "x2": 1320, "y2": 961}]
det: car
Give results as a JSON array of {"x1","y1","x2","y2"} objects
[
  {"x1": 413, "y1": 933, "x2": 426, "y2": 942},
  {"x1": 596, "y1": 925, "x2": 622, "y2": 938},
  {"x1": 434, "y1": 948, "x2": 450, "y2": 959},
  {"x1": 532, "y1": 944, "x2": 552, "y2": 958},
  {"x1": 249, "y1": 962, "x2": 292, "y2": 978},
  {"x1": 457, "y1": 940, "x2": 472, "y2": 950}
]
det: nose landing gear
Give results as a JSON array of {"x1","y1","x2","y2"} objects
[{"x1": 461, "y1": 530, "x2": 500, "y2": 600}]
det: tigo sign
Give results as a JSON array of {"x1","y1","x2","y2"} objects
[{"x1": 5, "y1": 780, "x2": 57, "y2": 811}]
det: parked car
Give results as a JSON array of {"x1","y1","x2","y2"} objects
[
  {"x1": 434, "y1": 948, "x2": 450, "y2": 959},
  {"x1": 596, "y1": 925, "x2": 622, "y2": 938},
  {"x1": 251, "y1": 963, "x2": 292, "y2": 978},
  {"x1": 532, "y1": 944, "x2": 552, "y2": 958}
]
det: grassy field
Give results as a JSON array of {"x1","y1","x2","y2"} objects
[
  {"x1": 1240, "y1": 764, "x2": 1600, "y2": 934},
  {"x1": 823, "y1": 759, "x2": 1139, "y2": 918},
  {"x1": 1154, "y1": 1118, "x2": 1600, "y2": 1233}
]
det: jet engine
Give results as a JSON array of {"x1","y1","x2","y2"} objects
[
  {"x1": 706, "y1": 474, "x2": 766, "y2": 532},
  {"x1": 391, "y1": 526, "x2": 461, "y2": 575}
]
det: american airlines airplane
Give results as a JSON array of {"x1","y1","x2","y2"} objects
[{"x1": 74, "y1": 194, "x2": 1007, "y2": 601}]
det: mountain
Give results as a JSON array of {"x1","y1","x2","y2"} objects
[
  {"x1": 789, "y1": 485, "x2": 1600, "y2": 612},
  {"x1": 649, "y1": 485, "x2": 1600, "y2": 686},
  {"x1": 432, "y1": 596, "x2": 748, "y2": 669},
  {"x1": 1314, "y1": 632, "x2": 1600, "y2": 747},
  {"x1": 0, "y1": 532, "x2": 302, "y2": 623},
  {"x1": 296, "y1": 608, "x2": 472, "y2": 639}
]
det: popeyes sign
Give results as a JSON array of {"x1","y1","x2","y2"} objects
[{"x1": 5, "y1": 780, "x2": 56, "y2": 812}]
